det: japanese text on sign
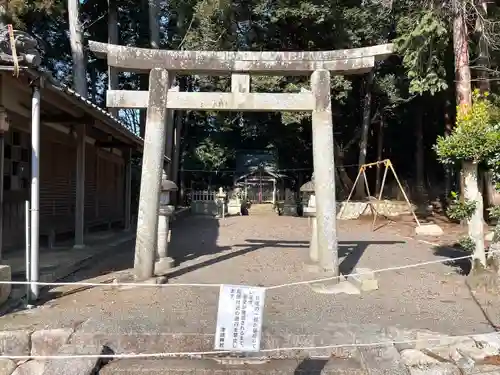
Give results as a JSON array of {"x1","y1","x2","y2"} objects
[{"x1": 214, "y1": 284, "x2": 265, "y2": 352}]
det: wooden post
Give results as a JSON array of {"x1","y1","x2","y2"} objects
[
  {"x1": 74, "y1": 124, "x2": 86, "y2": 248},
  {"x1": 124, "y1": 148, "x2": 132, "y2": 231}
]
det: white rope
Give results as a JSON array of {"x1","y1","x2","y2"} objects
[
  {"x1": 267, "y1": 248, "x2": 491, "y2": 290},
  {"x1": 1, "y1": 249, "x2": 495, "y2": 291},
  {"x1": 0, "y1": 333, "x2": 496, "y2": 360}
]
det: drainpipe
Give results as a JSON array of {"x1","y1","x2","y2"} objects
[{"x1": 30, "y1": 84, "x2": 41, "y2": 301}]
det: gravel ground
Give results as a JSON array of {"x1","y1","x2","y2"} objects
[{"x1": 0, "y1": 213, "x2": 498, "y2": 346}]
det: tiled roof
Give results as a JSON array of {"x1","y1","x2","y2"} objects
[
  {"x1": 0, "y1": 28, "x2": 163, "y2": 156},
  {"x1": 67, "y1": 86, "x2": 136, "y2": 132},
  {"x1": 34, "y1": 67, "x2": 143, "y2": 144},
  {"x1": 0, "y1": 63, "x2": 149, "y2": 150}
]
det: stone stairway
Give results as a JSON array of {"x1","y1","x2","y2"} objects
[{"x1": 98, "y1": 357, "x2": 372, "y2": 374}]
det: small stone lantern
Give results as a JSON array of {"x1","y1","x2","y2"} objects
[
  {"x1": 300, "y1": 173, "x2": 316, "y2": 217},
  {"x1": 227, "y1": 188, "x2": 242, "y2": 216},
  {"x1": 156, "y1": 176, "x2": 178, "y2": 274},
  {"x1": 300, "y1": 174, "x2": 319, "y2": 265},
  {"x1": 215, "y1": 187, "x2": 227, "y2": 218}
]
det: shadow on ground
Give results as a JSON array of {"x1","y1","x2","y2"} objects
[
  {"x1": 433, "y1": 245, "x2": 499, "y2": 331},
  {"x1": 294, "y1": 358, "x2": 328, "y2": 374},
  {"x1": 338, "y1": 240, "x2": 404, "y2": 274},
  {"x1": 32, "y1": 238, "x2": 136, "y2": 306},
  {"x1": 168, "y1": 216, "x2": 405, "y2": 278},
  {"x1": 432, "y1": 245, "x2": 472, "y2": 275},
  {"x1": 30, "y1": 216, "x2": 403, "y2": 306}
]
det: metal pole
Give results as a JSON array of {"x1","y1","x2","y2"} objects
[
  {"x1": 30, "y1": 85, "x2": 41, "y2": 301},
  {"x1": 0, "y1": 133, "x2": 4, "y2": 262},
  {"x1": 25, "y1": 200, "x2": 32, "y2": 307}
]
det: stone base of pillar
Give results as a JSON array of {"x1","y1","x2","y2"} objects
[
  {"x1": 309, "y1": 280, "x2": 360, "y2": 295},
  {"x1": 303, "y1": 261, "x2": 337, "y2": 275},
  {"x1": 303, "y1": 261, "x2": 323, "y2": 274},
  {"x1": 345, "y1": 267, "x2": 379, "y2": 292},
  {"x1": 73, "y1": 244, "x2": 85, "y2": 250},
  {"x1": 308, "y1": 216, "x2": 318, "y2": 263},
  {"x1": 154, "y1": 257, "x2": 175, "y2": 275}
]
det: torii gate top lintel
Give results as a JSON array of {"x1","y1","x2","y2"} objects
[{"x1": 89, "y1": 41, "x2": 393, "y2": 75}]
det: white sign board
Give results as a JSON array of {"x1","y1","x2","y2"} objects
[{"x1": 214, "y1": 284, "x2": 266, "y2": 352}]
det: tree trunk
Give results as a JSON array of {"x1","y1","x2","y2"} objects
[
  {"x1": 0, "y1": 4, "x2": 6, "y2": 29},
  {"x1": 89, "y1": 67, "x2": 97, "y2": 101},
  {"x1": 452, "y1": 0, "x2": 471, "y2": 204},
  {"x1": 415, "y1": 97, "x2": 426, "y2": 203},
  {"x1": 170, "y1": 114, "x2": 183, "y2": 205},
  {"x1": 453, "y1": 0, "x2": 472, "y2": 111},
  {"x1": 443, "y1": 96, "x2": 454, "y2": 201},
  {"x1": 148, "y1": 0, "x2": 161, "y2": 48},
  {"x1": 108, "y1": 0, "x2": 119, "y2": 117},
  {"x1": 475, "y1": 0, "x2": 496, "y2": 216},
  {"x1": 139, "y1": 82, "x2": 147, "y2": 138},
  {"x1": 476, "y1": 0, "x2": 490, "y2": 94},
  {"x1": 138, "y1": 0, "x2": 157, "y2": 138},
  {"x1": 67, "y1": 0, "x2": 88, "y2": 97},
  {"x1": 356, "y1": 70, "x2": 374, "y2": 198},
  {"x1": 333, "y1": 138, "x2": 354, "y2": 194},
  {"x1": 375, "y1": 115, "x2": 384, "y2": 196},
  {"x1": 483, "y1": 171, "x2": 498, "y2": 220},
  {"x1": 463, "y1": 161, "x2": 486, "y2": 268}
]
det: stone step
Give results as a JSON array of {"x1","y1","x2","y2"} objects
[{"x1": 98, "y1": 357, "x2": 369, "y2": 375}]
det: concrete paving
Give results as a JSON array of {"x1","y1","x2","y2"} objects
[{"x1": 0, "y1": 229, "x2": 135, "y2": 312}]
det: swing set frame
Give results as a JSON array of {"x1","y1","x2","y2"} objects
[{"x1": 339, "y1": 159, "x2": 421, "y2": 231}]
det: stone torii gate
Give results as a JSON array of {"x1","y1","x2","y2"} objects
[{"x1": 89, "y1": 41, "x2": 393, "y2": 281}]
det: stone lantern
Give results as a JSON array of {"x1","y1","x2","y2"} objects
[
  {"x1": 300, "y1": 173, "x2": 316, "y2": 216},
  {"x1": 155, "y1": 175, "x2": 178, "y2": 274},
  {"x1": 300, "y1": 174, "x2": 318, "y2": 266},
  {"x1": 215, "y1": 187, "x2": 227, "y2": 218},
  {"x1": 227, "y1": 188, "x2": 242, "y2": 216}
]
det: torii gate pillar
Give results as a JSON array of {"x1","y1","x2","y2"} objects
[{"x1": 311, "y1": 69, "x2": 337, "y2": 273}]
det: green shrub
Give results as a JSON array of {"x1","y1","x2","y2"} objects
[{"x1": 435, "y1": 90, "x2": 500, "y2": 164}]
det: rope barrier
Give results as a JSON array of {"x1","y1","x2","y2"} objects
[
  {"x1": 1, "y1": 249, "x2": 496, "y2": 291},
  {"x1": 181, "y1": 165, "x2": 362, "y2": 173},
  {"x1": 0, "y1": 334, "x2": 497, "y2": 360}
]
